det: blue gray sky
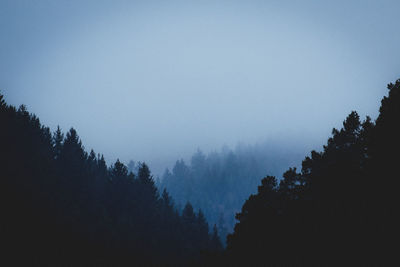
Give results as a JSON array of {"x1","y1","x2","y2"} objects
[{"x1": 1, "y1": 0, "x2": 399, "y2": 175}]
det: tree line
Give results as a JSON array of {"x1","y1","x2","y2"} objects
[
  {"x1": 158, "y1": 143, "x2": 302, "y2": 245},
  {"x1": 1, "y1": 77, "x2": 398, "y2": 266},
  {"x1": 0, "y1": 95, "x2": 221, "y2": 266},
  {"x1": 223, "y1": 79, "x2": 399, "y2": 265}
]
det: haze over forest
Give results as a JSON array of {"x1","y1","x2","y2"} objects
[
  {"x1": 2, "y1": 0, "x2": 399, "y2": 176},
  {"x1": 1, "y1": 0, "x2": 399, "y2": 266}
]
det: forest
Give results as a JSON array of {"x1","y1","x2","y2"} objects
[
  {"x1": 1, "y1": 78, "x2": 399, "y2": 266},
  {"x1": 157, "y1": 143, "x2": 303, "y2": 245},
  {"x1": 224, "y1": 79, "x2": 399, "y2": 265},
  {"x1": 0, "y1": 94, "x2": 222, "y2": 266}
]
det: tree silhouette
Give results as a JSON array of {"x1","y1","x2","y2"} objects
[
  {"x1": 0, "y1": 92, "x2": 221, "y2": 266},
  {"x1": 225, "y1": 79, "x2": 400, "y2": 266}
]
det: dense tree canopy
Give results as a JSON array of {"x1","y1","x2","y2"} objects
[
  {"x1": 225, "y1": 79, "x2": 400, "y2": 265},
  {"x1": 158, "y1": 145, "x2": 301, "y2": 245},
  {"x1": 0, "y1": 94, "x2": 221, "y2": 266},
  {"x1": 1, "y1": 78, "x2": 398, "y2": 266}
]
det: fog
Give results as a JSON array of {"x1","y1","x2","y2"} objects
[{"x1": 1, "y1": 0, "x2": 399, "y2": 175}]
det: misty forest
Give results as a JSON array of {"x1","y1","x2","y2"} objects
[
  {"x1": 1, "y1": 1, "x2": 400, "y2": 266},
  {"x1": 2, "y1": 79, "x2": 399, "y2": 265}
]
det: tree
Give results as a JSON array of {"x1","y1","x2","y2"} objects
[
  {"x1": 210, "y1": 224, "x2": 223, "y2": 251},
  {"x1": 110, "y1": 159, "x2": 129, "y2": 182},
  {"x1": 53, "y1": 126, "x2": 64, "y2": 160},
  {"x1": 137, "y1": 162, "x2": 158, "y2": 202},
  {"x1": 0, "y1": 93, "x2": 6, "y2": 110},
  {"x1": 182, "y1": 202, "x2": 196, "y2": 225}
]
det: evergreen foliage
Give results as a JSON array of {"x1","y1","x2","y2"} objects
[
  {"x1": 225, "y1": 79, "x2": 400, "y2": 265},
  {"x1": 1, "y1": 78, "x2": 398, "y2": 266},
  {"x1": 0, "y1": 96, "x2": 221, "y2": 266},
  {"x1": 159, "y1": 146, "x2": 301, "y2": 245}
]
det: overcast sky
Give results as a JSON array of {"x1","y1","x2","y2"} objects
[{"x1": 1, "y1": 0, "x2": 399, "y2": 175}]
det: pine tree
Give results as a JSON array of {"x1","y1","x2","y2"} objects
[
  {"x1": 53, "y1": 126, "x2": 64, "y2": 160},
  {"x1": 211, "y1": 224, "x2": 222, "y2": 251}
]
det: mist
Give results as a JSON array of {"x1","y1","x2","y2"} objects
[
  {"x1": 2, "y1": 0, "x2": 400, "y2": 265},
  {"x1": 1, "y1": 0, "x2": 399, "y2": 175}
]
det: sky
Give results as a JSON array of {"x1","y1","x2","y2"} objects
[{"x1": 1, "y1": 0, "x2": 399, "y2": 175}]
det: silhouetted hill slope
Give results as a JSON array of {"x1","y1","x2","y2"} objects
[
  {"x1": 224, "y1": 79, "x2": 400, "y2": 266},
  {"x1": 0, "y1": 94, "x2": 221, "y2": 266}
]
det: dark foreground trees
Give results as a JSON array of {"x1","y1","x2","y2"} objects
[
  {"x1": 1, "y1": 78, "x2": 398, "y2": 266},
  {"x1": 0, "y1": 94, "x2": 221, "y2": 266},
  {"x1": 225, "y1": 79, "x2": 400, "y2": 266}
]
